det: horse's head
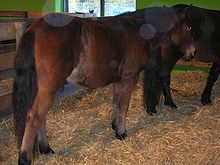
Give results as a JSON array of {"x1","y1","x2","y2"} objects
[
  {"x1": 138, "y1": 6, "x2": 197, "y2": 60},
  {"x1": 169, "y1": 6, "x2": 197, "y2": 61}
]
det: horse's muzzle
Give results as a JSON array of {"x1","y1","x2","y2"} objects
[{"x1": 184, "y1": 55, "x2": 193, "y2": 61}]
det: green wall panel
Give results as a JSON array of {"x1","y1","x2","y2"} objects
[
  {"x1": 137, "y1": 0, "x2": 220, "y2": 10},
  {"x1": 55, "y1": 0, "x2": 63, "y2": 12},
  {"x1": 0, "y1": 0, "x2": 55, "y2": 12}
]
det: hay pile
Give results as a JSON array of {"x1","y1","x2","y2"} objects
[
  {"x1": 0, "y1": 70, "x2": 220, "y2": 165},
  {"x1": 0, "y1": 78, "x2": 13, "y2": 91}
]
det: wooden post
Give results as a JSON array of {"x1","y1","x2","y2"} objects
[{"x1": 14, "y1": 22, "x2": 27, "y2": 50}]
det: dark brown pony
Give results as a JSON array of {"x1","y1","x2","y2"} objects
[
  {"x1": 12, "y1": 7, "x2": 195, "y2": 164},
  {"x1": 145, "y1": 4, "x2": 220, "y2": 114}
]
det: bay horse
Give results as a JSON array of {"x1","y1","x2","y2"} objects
[
  {"x1": 12, "y1": 6, "x2": 195, "y2": 164},
  {"x1": 145, "y1": 4, "x2": 220, "y2": 114}
]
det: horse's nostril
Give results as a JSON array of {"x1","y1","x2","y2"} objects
[
  {"x1": 184, "y1": 54, "x2": 194, "y2": 61},
  {"x1": 194, "y1": 50, "x2": 197, "y2": 56},
  {"x1": 185, "y1": 58, "x2": 191, "y2": 61}
]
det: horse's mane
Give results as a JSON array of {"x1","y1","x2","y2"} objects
[{"x1": 116, "y1": 8, "x2": 146, "y2": 17}]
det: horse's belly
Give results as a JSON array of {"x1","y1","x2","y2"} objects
[{"x1": 66, "y1": 59, "x2": 121, "y2": 89}]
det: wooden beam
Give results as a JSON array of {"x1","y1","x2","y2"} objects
[
  {"x1": 0, "y1": 22, "x2": 16, "y2": 41},
  {"x1": 0, "y1": 52, "x2": 16, "y2": 71},
  {"x1": 0, "y1": 43, "x2": 16, "y2": 54},
  {"x1": 0, "y1": 18, "x2": 37, "y2": 23},
  {"x1": 27, "y1": 12, "x2": 84, "y2": 18},
  {"x1": 0, "y1": 89, "x2": 12, "y2": 111},
  {"x1": 0, "y1": 69, "x2": 15, "y2": 80},
  {"x1": 0, "y1": 11, "x2": 27, "y2": 18}
]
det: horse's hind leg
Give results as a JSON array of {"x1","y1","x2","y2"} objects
[
  {"x1": 38, "y1": 115, "x2": 54, "y2": 155},
  {"x1": 18, "y1": 88, "x2": 55, "y2": 165},
  {"x1": 201, "y1": 62, "x2": 220, "y2": 105},
  {"x1": 112, "y1": 74, "x2": 139, "y2": 140}
]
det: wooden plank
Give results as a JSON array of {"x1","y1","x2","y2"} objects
[
  {"x1": 176, "y1": 59, "x2": 212, "y2": 68},
  {"x1": 0, "y1": 52, "x2": 16, "y2": 71},
  {"x1": 0, "y1": 69, "x2": 15, "y2": 80},
  {"x1": 0, "y1": 22, "x2": 16, "y2": 41},
  {"x1": 0, "y1": 11, "x2": 27, "y2": 18},
  {"x1": 0, "y1": 43, "x2": 16, "y2": 54},
  {"x1": 27, "y1": 12, "x2": 84, "y2": 18},
  {"x1": 0, "y1": 18, "x2": 37, "y2": 23},
  {"x1": 0, "y1": 89, "x2": 12, "y2": 111},
  {"x1": 0, "y1": 108, "x2": 12, "y2": 122}
]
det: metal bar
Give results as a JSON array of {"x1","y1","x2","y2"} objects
[
  {"x1": 63, "y1": 0, "x2": 69, "y2": 12},
  {"x1": 100, "y1": 0, "x2": 105, "y2": 16}
]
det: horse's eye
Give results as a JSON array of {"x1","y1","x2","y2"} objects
[{"x1": 188, "y1": 26, "x2": 192, "y2": 31}]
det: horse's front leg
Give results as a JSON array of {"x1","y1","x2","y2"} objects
[
  {"x1": 163, "y1": 74, "x2": 177, "y2": 108},
  {"x1": 112, "y1": 74, "x2": 139, "y2": 140},
  {"x1": 18, "y1": 89, "x2": 55, "y2": 165},
  {"x1": 201, "y1": 62, "x2": 220, "y2": 105},
  {"x1": 38, "y1": 115, "x2": 54, "y2": 155},
  {"x1": 144, "y1": 48, "x2": 163, "y2": 115}
]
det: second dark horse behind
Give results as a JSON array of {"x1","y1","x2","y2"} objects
[
  {"x1": 12, "y1": 6, "x2": 195, "y2": 164},
  {"x1": 145, "y1": 4, "x2": 220, "y2": 114}
]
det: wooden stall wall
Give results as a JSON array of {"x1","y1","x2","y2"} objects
[{"x1": 0, "y1": 19, "x2": 27, "y2": 112}]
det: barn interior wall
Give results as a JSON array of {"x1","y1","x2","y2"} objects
[
  {"x1": 0, "y1": 0, "x2": 56, "y2": 12},
  {"x1": 0, "y1": 0, "x2": 219, "y2": 13},
  {"x1": 136, "y1": 0, "x2": 220, "y2": 10}
]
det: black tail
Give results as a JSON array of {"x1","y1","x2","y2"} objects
[{"x1": 12, "y1": 31, "x2": 37, "y2": 148}]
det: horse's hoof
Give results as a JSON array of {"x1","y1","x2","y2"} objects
[
  {"x1": 147, "y1": 111, "x2": 157, "y2": 116},
  {"x1": 39, "y1": 144, "x2": 55, "y2": 155},
  {"x1": 146, "y1": 108, "x2": 157, "y2": 115},
  {"x1": 111, "y1": 119, "x2": 117, "y2": 131},
  {"x1": 39, "y1": 147, "x2": 55, "y2": 155},
  {"x1": 115, "y1": 132, "x2": 127, "y2": 140},
  {"x1": 165, "y1": 102, "x2": 177, "y2": 109},
  {"x1": 18, "y1": 152, "x2": 31, "y2": 165},
  {"x1": 201, "y1": 99, "x2": 212, "y2": 106}
]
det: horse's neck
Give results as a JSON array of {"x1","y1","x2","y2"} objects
[{"x1": 98, "y1": 16, "x2": 145, "y2": 31}]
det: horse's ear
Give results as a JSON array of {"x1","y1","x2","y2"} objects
[
  {"x1": 175, "y1": 6, "x2": 190, "y2": 21},
  {"x1": 139, "y1": 24, "x2": 157, "y2": 40},
  {"x1": 188, "y1": 5, "x2": 204, "y2": 21},
  {"x1": 144, "y1": 7, "x2": 176, "y2": 33}
]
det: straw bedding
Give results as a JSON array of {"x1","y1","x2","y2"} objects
[
  {"x1": 0, "y1": 70, "x2": 219, "y2": 165},
  {"x1": 0, "y1": 78, "x2": 13, "y2": 91}
]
